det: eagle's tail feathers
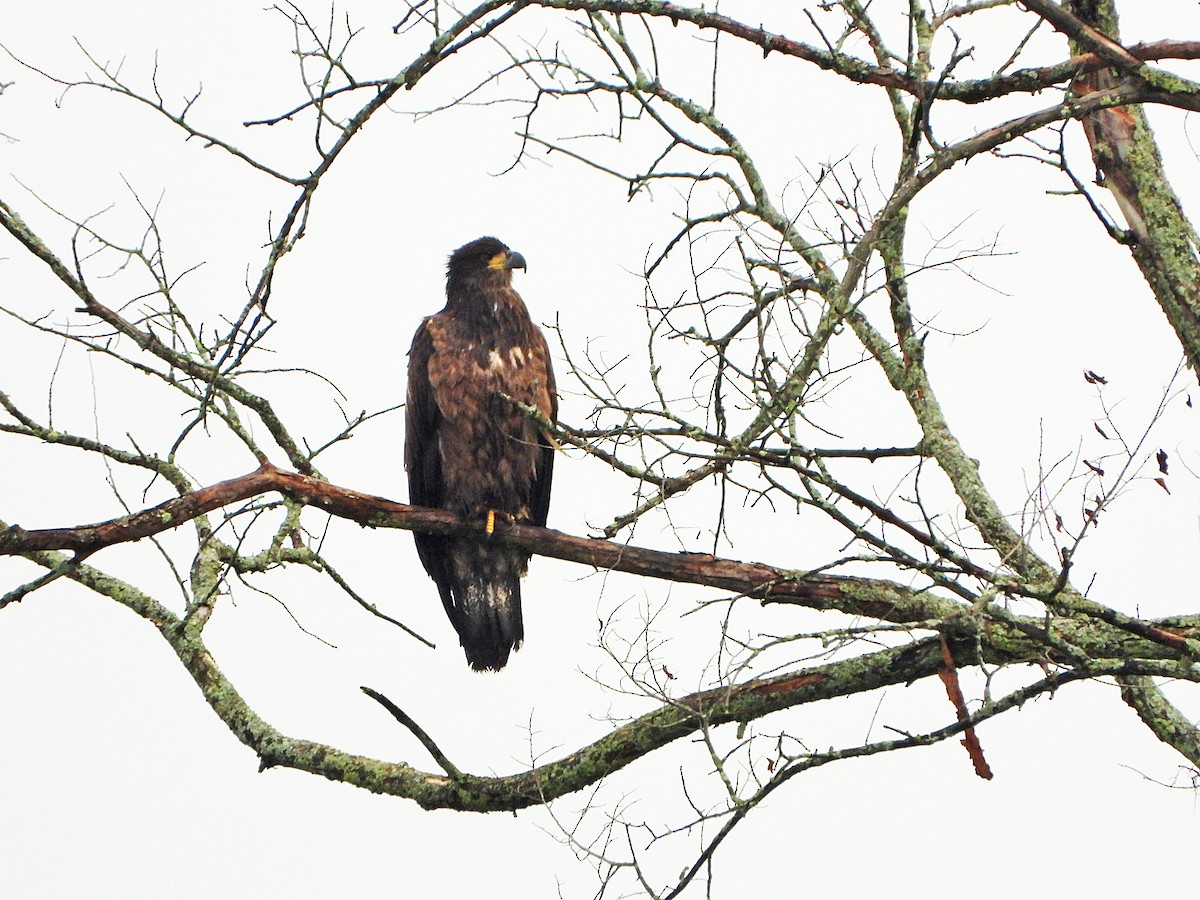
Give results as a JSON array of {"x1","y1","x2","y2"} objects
[{"x1": 453, "y1": 575, "x2": 524, "y2": 671}]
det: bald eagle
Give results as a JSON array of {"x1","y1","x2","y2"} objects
[{"x1": 404, "y1": 237, "x2": 557, "y2": 671}]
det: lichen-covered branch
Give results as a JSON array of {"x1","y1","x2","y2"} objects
[{"x1": 1066, "y1": 0, "x2": 1200, "y2": 382}]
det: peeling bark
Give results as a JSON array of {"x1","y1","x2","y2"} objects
[{"x1": 1067, "y1": 0, "x2": 1200, "y2": 380}]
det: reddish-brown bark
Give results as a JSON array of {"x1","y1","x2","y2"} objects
[
  {"x1": 938, "y1": 636, "x2": 994, "y2": 781},
  {"x1": 0, "y1": 462, "x2": 915, "y2": 617}
]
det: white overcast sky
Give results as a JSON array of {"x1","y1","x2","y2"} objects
[{"x1": 2, "y1": 2, "x2": 1200, "y2": 897}]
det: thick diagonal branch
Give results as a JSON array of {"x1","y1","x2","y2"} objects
[
  {"x1": 1066, "y1": 0, "x2": 1200, "y2": 382},
  {"x1": 1118, "y1": 676, "x2": 1200, "y2": 770}
]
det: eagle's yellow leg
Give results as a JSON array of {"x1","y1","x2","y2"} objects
[{"x1": 486, "y1": 509, "x2": 496, "y2": 535}]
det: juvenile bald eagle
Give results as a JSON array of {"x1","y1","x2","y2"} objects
[{"x1": 405, "y1": 237, "x2": 557, "y2": 671}]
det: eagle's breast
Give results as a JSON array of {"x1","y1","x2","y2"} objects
[{"x1": 423, "y1": 316, "x2": 545, "y2": 519}]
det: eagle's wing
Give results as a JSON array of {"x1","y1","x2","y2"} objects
[
  {"x1": 529, "y1": 328, "x2": 557, "y2": 528},
  {"x1": 405, "y1": 319, "x2": 441, "y2": 510},
  {"x1": 405, "y1": 319, "x2": 455, "y2": 617}
]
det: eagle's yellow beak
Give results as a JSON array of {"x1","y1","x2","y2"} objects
[{"x1": 488, "y1": 249, "x2": 527, "y2": 271}]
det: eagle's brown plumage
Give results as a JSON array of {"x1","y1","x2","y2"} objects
[{"x1": 405, "y1": 237, "x2": 556, "y2": 671}]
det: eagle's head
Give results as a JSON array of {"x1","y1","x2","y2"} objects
[{"x1": 447, "y1": 236, "x2": 527, "y2": 281}]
